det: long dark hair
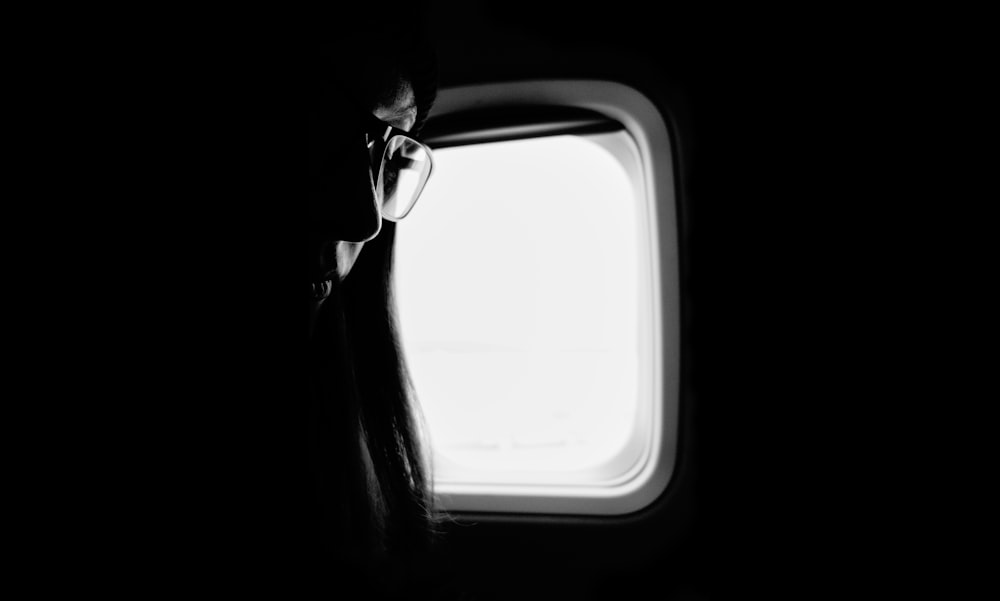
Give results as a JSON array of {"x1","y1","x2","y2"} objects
[{"x1": 309, "y1": 223, "x2": 436, "y2": 576}]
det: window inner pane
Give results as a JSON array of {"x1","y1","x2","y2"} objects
[{"x1": 394, "y1": 133, "x2": 641, "y2": 485}]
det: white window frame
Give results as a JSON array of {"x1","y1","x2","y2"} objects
[{"x1": 418, "y1": 80, "x2": 681, "y2": 516}]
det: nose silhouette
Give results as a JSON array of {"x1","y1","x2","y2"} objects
[
  {"x1": 309, "y1": 88, "x2": 383, "y2": 245},
  {"x1": 335, "y1": 141, "x2": 382, "y2": 243}
]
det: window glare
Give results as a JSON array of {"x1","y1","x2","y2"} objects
[{"x1": 395, "y1": 134, "x2": 640, "y2": 484}]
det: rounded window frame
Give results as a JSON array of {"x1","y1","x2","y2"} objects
[{"x1": 417, "y1": 80, "x2": 681, "y2": 516}]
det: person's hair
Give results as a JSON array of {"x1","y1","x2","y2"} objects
[
  {"x1": 308, "y1": 11, "x2": 440, "y2": 593},
  {"x1": 310, "y1": 224, "x2": 436, "y2": 572}
]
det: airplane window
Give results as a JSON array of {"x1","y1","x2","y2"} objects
[{"x1": 394, "y1": 81, "x2": 679, "y2": 515}]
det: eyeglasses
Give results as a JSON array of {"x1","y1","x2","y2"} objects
[{"x1": 363, "y1": 111, "x2": 434, "y2": 222}]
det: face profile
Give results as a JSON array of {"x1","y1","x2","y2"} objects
[{"x1": 309, "y1": 75, "x2": 433, "y2": 330}]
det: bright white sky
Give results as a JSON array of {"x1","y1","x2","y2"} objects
[{"x1": 394, "y1": 134, "x2": 641, "y2": 483}]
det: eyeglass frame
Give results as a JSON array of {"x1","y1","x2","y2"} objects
[{"x1": 361, "y1": 109, "x2": 435, "y2": 222}]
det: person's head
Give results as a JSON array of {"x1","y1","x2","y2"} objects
[
  {"x1": 307, "y1": 9, "x2": 440, "y2": 590},
  {"x1": 309, "y1": 15, "x2": 437, "y2": 333}
]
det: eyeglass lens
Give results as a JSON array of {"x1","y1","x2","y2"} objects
[{"x1": 376, "y1": 135, "x2": 432, "y2": 221}]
